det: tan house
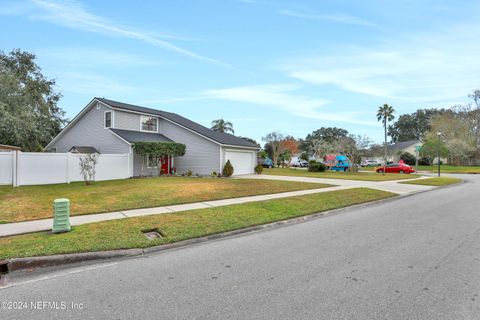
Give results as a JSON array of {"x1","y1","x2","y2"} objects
[{"x1": 0, "y1": 144, "x2": 21, "y2": 152}]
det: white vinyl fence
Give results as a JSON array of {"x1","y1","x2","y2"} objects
[{"x1": 0, "y1": 151, "x2": 132, "y2": 186}]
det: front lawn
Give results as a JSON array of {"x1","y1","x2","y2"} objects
[
  {"x1": 263, "y1": 168, "x2": 420, "y2": 181},
  {"x1": 0, "y1": 188, "x2": 395, "y2": 259},
  {"x1": 416, "y1": 165, "x2": 480, "y2": 174},
  {"x1": 0, "y1": 177, "x2": 331, "y2": 223},
  {"x1": 399, "y1": 177, "x2": 463, "y2": 186}
]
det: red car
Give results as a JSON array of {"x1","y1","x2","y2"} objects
[{"x1": 376, "y1": 163, "x2": 416, "y2": 174}]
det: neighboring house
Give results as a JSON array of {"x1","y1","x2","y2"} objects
[
  {"x1": 46, "y1": 98, "x2": 259, "y2": 176},
  {"x1": 390, "y1": 140, "x2": 422, "y2": 162},
  {"x1": 362, "y1": 140, "x2": 422, "y2": 163}
]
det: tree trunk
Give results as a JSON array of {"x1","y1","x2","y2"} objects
[{"x1": 383, "y1": 119, "x2": 387, "y2": 175}]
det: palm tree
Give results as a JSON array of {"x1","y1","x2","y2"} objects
[
  {"x1": 376, "y1": 104, "x2": 395, "y2": 175},
  {"x1": 211, "y1": 119, "x2": 234, "y2": 134}
]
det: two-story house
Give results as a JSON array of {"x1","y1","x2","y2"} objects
[{"x1": 45, "y1": 98, "x2": 258, "y2": 176}]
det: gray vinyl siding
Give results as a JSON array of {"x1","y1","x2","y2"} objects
[
  {"x1": 114, "y1": 110, "x2": 142, "y2": 131},
  {"x1": 49, "y1": 103, "x2": 130, "y2": 154},
  {"x1": 133, "y1": 152, "x2": 162, "y2": 177},
  {"x1": 160, "y1": 119, "x2": 221, "y2": 175}
]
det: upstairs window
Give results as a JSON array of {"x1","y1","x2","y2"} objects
[
  {"x1": 141, "y1": 116, "x2": 158, "y2": 132},
  {"x1": 104, "y1": 111, "x2": 112, "y2": 128}
]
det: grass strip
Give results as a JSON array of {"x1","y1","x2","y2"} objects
[
  {"x1": 416, "y1": 165, "x2": 480, "y2": 174},
  {"x1": 399, "y1": 177, "x2": 462, "y2": 186},
  {"x1": 0, "y1": 188, "x2": 395, "y2": 260}
]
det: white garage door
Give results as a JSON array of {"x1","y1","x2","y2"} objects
[{"x1": 224, "y1": 150, "x2": 254, "y2": 175}]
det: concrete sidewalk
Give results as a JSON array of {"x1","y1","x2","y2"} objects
[{"x1": 0, "y1": 185, "x2": 352, "y2": 238}]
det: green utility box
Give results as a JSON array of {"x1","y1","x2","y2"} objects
[{"x1": 52, "y1": 198, "x2": 71, "y2": 234}]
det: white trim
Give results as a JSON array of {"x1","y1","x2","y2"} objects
[
  {"x1": 223, "y1": 148, "x2": 256, "y2": 175},
  {"x1": 219, "y1": 148, "x2": 223, "y2": 173},
  {"x1": 221, "y1": 144, "x2": 258, "y2": 150},
  {"x1": 139, "y1": 115, "x2": 159, "y2": 133},
  {"x1": 104, "y1": 110, "x2": 113, "y2": 129},
  {"x1": 223, "y1": 148, "x2": 257, "y2": 153}
]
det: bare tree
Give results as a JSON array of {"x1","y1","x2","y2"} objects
[
  {"x1": 311, "y1": 139, "x2": 335, "y2": 160},
  {"x1": 262, "y1": 132, "x2": 284, "y2": 167},
  {"x1": 79, "y1": 153, "x2": 98, "y2": 185}
]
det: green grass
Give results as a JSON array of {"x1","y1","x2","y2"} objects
[
  {"x1": 399, "y1": 177, "x2": 463, "y2": 186},
  {"x1": 0, "y1": 177, "x2": 331, "y2": 223},
  {"x1": 263, "y1": 167, "x2": 419, "y2": 181},
  {"x1": 0, "y1": 188, "x2": 395, "y2": 259},
  {"x1": 416, "y1": 165, "x2": 480, "y2": 174},
  {"x1": 358, "y1": 166, "x2": 377, "y2": 171}
]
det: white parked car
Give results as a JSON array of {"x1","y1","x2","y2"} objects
[{"x1": 361, "y1": 160, "x2": 380, "y2": 167}]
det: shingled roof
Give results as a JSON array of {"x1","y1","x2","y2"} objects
[
  {"x1": 97, "y1": 98, "x2": 258, "y2": 148},
  {"x1": 110, "y1": 128, "x2": 173, "y2": 143},
  {"x1": 390, "y1": 140, "x2": 420, "y2": 151}
]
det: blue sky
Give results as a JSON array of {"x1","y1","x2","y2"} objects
[{"x1": 1, "y1": 0, "x2": 479, "y2": 144}]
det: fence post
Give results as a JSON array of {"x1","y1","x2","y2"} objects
[
  {"x1": 129, "y1": 152, "x2": 134, "y2": 177},
  {"x1": 66, "y1": 152, "x2": 71, "y2": 184},
  {"x1": 12, "y1": 151, "x2": 17, "y2": 187},
  {"x1": 15, "y1": 151, "x2": 21, "y2": 187},
  {"x1": 127, "y1": 153, "x2": 130, "y2": 177}
]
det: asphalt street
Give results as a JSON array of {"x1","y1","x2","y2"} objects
[{"x1": 1, "y1": 175, "x2": 479, "y2": 320}]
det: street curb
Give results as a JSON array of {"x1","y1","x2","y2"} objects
[{"x1": 3, "y1": 182, "x2": 464, "y2": 274}]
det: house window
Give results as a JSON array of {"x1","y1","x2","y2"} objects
[
  {"x1": 105, "y1": 111, "x2": 112, "y2": 128},
  {"x1": 146, "y1": 154, "x2": 157, "y2": 168},
  {"x1": 141, "y1": 116, "x2": 158, "y2": 132}
]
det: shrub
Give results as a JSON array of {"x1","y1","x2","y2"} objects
[
  {"x1": 186, "y1": 169, "x2": 193, "y2": 177},
  {"x1": 222, "y1": 160, "x2": 234, "y2": 177},
  {"x1": 308, "y1": 161, "x2": 326, "y2": 172},
  {"x1": 418, "y1": 157, "x2": 431, "y2": 166},
  {"x1": 79, "y1": 153, "x2": 98, "y2": 185},
  {"x1": 211, "y1": 171, "x2": 218, "y2": 177},
  {"x1": 400, "y1": 152, "x2": 416, "y2": 165},
  {"x1": 254, "y1": 164, "x2": 263, "y2": 174}
]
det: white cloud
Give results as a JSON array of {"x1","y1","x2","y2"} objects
[
  {"x1": 10, "y1": 0, "x2": 230, "y2": 67},
  {"x1": 279, "y1": 22, "x2": 480, "y2": 105},
  {"x1": 37, "y1": 47, "x2": 165, "y2": 67},
  {"x1": 53, "y1": 71, "x2": 134, "y2": 95},
  {"x1": 201, "y1": 84, "x2": 376, "y2": 126},
  {"x1": 278, "y1": 9, "x2": 376, "y2": 27}
]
